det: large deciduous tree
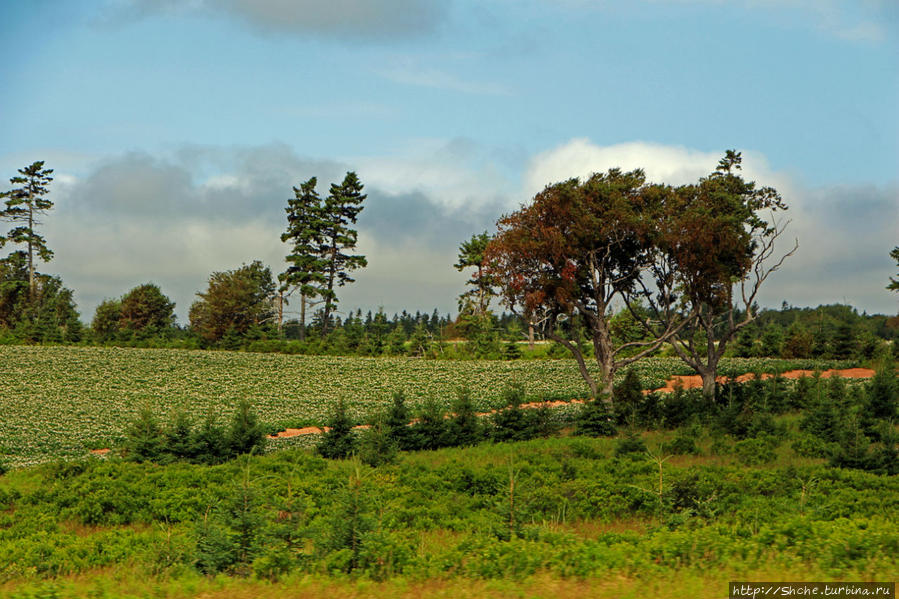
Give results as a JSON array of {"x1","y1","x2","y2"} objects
[
  {"x1": 318, "y1": 172, "x2": 367, "y2": 337},
  {"x1": 486, "y1": 168, "x2": 686, "y2": 403},
  {"x1": 0, "y1": 161, "x2": 54, "y2": 301},
  {"x1": 279, "y1": 177, "x2": 328, "y2": 339},
  {"x1": 189, "y1": 261, "x2": 276, "y2": 343},
  {"x1": 120, "y1": 283, "x2": 176, "y2": 332},
  {"x1": 658, "y1": 151, "x2": 796, "y2": 398}
]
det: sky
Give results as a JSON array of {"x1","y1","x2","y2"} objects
[{"x1": 1, "y1": 0, "x2": 897, "y2": 323}]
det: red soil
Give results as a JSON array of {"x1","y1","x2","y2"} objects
[{"x1": 648, "y1": 367, "x2": 875, "y2": 394}]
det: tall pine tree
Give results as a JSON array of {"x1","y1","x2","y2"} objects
[
  {"x1": 280, "y1": 177, "x2": 327, "y2": 340},
  {"x1": 0, "y1": 161, "x2": 54, "y2": 301},
  {"x1": 319, "y1": 172, "x2": 367, "y2": 337}
]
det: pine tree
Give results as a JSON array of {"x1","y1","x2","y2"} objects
[
  {"x1": 0, "y1": 161, "x2": 54, "y2": 301},
  {"x1": 319, "y1": 172, "x2": 367, "y2": 337},
  {"x1": 280, "y1": 177, "x2": 327, "y2": 340}
]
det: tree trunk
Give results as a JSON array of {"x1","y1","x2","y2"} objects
[
  {"x1": 277, "y1": 291, "x2": 284, "y2": 336},
  {"x1": 701, "y1": 370, "x2": 717, "y2": 400},
  {"x1": 527, "y1": 323, "x2": 534, "y2": 350},
  {"x1": 27, "y1": 196, "x2": 34, "y2": 302},
  {"x1": 321, "y1": 243, "x2": 337, "y2": 338},
  {"x1": 299, "y1": 293, "x2": 306, "y2": 341}
]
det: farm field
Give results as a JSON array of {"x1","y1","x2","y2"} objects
[{"x1": 0, "y1": 345, "x2": 856, "y2": 467}]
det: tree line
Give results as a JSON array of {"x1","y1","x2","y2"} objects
[{"x1": 1, "y1": 157, "x2": 897, "y2": 393}]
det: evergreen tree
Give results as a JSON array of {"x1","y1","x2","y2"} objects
[
  {"x1": 448, "y1": 386, "x2": 482, "y2": 446},
  {"x1": 385, "y1": 391, "x2": 413, "y2": 450},
  {"x1": 228, "y1": 399, "x2": 265, "y2": 457},
  {"x1": 317, "y1": 399, "x2": 356, "y2": 459},
  {"x1": 280, "y1": 177, "x2": 327, "y2": 340},
  {"x1": 0, "y1": 161, "x2": 54, "y2": 301},
  {"x1": 319, "y1": 172, "x2": 367, "y2": 337}
]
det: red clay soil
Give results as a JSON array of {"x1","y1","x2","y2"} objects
[{"x1": 649, "y1": 367, "x2": 875, "y2": 394}]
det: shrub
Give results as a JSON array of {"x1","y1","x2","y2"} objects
[
  {"x1": 613, "y1": 369, "x2": 643, "y2": 425},
  {"x1": 614, "y1": 429, "x2": 647, "y2": 457},
  {"x1": 867, "y1": 358, "x2": 897, "y2": 421},
  {"x1": 123, "y1": 407, "x2": 165, "y2": 463},
  {"x1": 385, "y1": 391, "x2": 414, "y2": 451},
  {"x1": 359, "y1": 413, "x2": 398, "y2": 467},
  {"x1": 317, "y1": 399, "x2": 357, "y2": 459},
  {"x1": 165, "y1": 411, "x2": 196, "y2": 461},
  {"x1": 411, "y1": 397, "x2": 450, "y2": 450},
  {"x1": 448, "y1": 386, "x2": 483, "y2": 447},
  {"x1": 492, "y1": 384, "x2": 532, "y2": 443},
  {"x1": 576, "y1": 397, "x2": 616, "y2": 437},
  {"x1": 734, "y1": 435, "x2": 777, "y2": 465},
  {"x1": 228, "y1": 399, "x2": 266, "y2": 457},
  {"x1": 192, "y1": 412, "x2": 231, "y2": 465}
]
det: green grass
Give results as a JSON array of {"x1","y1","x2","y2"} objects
[{"x1": 0, "y1": 345, "x2": 853, "y2": 467}]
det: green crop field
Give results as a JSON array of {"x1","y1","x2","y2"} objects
[{"x1": 0, "y1": 346, "x2": 854, "y2": 467}]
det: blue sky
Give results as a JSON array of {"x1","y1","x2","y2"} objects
[{"x1": 1, "y1": 0, "x2": 897, "y2": 321}]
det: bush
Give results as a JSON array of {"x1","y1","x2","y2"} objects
[
  {"x1": 385, "y1": 391, "x2": 414, "y2": 451},
  {"x1": 192, "y1": 412, "x2": 231, "y2": 465},
  {"x1": 492, "y1": 384, "x2": 532, "y2": 443},
  {"x1": 448, "y1": 386, "x2": 483, "y2": 447},
  {"x1": 734, "y1": 435, "x2": 777, "y2": 465},
  {"x1": 317, "y1": 399, "x2": 357, "y2": 459},
  {"x1": 123, "y1": 407, "x2": 166, "y2": 463},
  {"x1": 359, "y1": 413, "x2": 398, "y2": 467},
  {"x1": 613, "y1": 369, "x2": 644, "y2": 425},
  {"x1": 411, "y1": 397, "x2": 450, "y2": 450},
  {"x1": 576, "y1": 397, "x2": 616, "y2": 437},
  {"x1": 228, "y1": 399, "x2": 266, "y2": 457},
  {"x1": 614, "y1": 429, "x2": 647, "y2": 457}
]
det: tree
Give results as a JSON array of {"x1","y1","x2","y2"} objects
[
  {"x1": 279, "y1": 177, "x2": 327, "y2": 340},
  {"x1": 485, "y1": 168, "x2": 686, "y2": 403},
  {"x1": 454, "y1": 232, "x2": 495, "y2": 316},
  {"x1": 91, "y1": 299, "x2": 122, "y2": 342},
  {"x1": 889, "y1": 247, "x2": 899, "y2": 293},
  {"x1": 0, "y1": 249, "x2": 80, "y2": 342},
  {"x1": 189, "y1": 261, "x2": 276, "y2": 344},
  {"x1": 0, "y1": 162, "x2": 55, "y2": 301},
  {"x1": 659, "y1": 151, "x2": 796, "y2": 398},
  {"x1": 119, "y1": 283, "x2": 176, "y2": 334},
  {"x1": 318, "y1": 172, "x2": 367, "y2": 337}
]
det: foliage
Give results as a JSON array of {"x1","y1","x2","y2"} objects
[
  {"x1": 454, "y1": 231, "x2": 496, "y2": 315},
  {"x1": 0, "y1": 161, "x2": 54, "y2": 299},
  {"x1": 318, "y1": 172, "x2": 367, "y2": 336},
  {"x1": 119, "y1": 283, "x2": 176, "y2": 334},
  {"x1": 485, "y1": 167, "x2": 688, "y2": 402},
  {"x1": 189, "y1": 260, "x2": 276, "y2": 344},
  {"x1": 577, "y1": 397, "x2": 617, "y2": 437},
  {"x1": 317, "y1": 399, "x2": 356, "y2": 460}
]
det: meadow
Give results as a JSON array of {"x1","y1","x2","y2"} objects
[{"x1": 0, "y1": 346, "x2": 852, "y2": 467}]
